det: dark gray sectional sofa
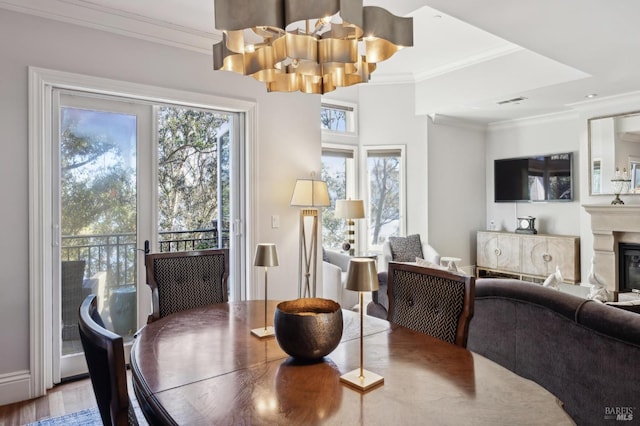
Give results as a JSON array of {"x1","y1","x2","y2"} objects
[{"x1": 467, "y1": 278, "x2": 640, "y2": 426}]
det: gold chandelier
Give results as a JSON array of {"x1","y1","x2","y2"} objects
[{"x1": 212, "y1": 0, "x2": 413, "y2": 94}]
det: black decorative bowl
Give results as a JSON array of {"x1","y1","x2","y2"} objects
[{"x1": 274, "y1": 298, "x2": 343, "y2": 361}]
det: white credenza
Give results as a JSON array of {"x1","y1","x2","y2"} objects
[{"x1": 477, "y1": 231, "x2": 580, "y2": 283}]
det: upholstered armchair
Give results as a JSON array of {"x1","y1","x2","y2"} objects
[
  {"x1": 322, "y1": 249, "x2": 359, "y2": 310},
  {"x1": 367, "y1": 234, "x2": 440, "y2": 319}
]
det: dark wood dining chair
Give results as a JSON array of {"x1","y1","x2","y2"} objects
[
  {"x1": 386, "y1": 262, "x2": 475, "y2": 347},
  {"x1": 145, "y1": 248, "x2": 229, "y2": 322},
  {"x1": 78, "y1": 294, "x2": 138, "y2": 426}
]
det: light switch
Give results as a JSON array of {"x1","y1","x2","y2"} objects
[{"x1": 271, "y1": 215, "x2": 280, "y2": 228}]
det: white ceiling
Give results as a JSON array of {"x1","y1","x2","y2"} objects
[{"x1": 2, "y1": 0, "x2": 640, "y2": 124}]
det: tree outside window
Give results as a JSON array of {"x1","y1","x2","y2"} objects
[{"x1": 366, "y1": 147, "x2": 405, "y2": 249}]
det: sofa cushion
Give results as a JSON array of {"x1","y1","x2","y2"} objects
[{"x1": 388, "y1": 234, "x2": 423, "y2": 262}]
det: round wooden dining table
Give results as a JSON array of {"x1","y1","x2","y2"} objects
[{"x1": 130, "y1": 300, "x2": 574, "y2": 425}]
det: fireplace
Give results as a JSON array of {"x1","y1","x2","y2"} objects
[
  {"x1": 583, "y1": 204, "x2": 640, "y2": 294},
  {"x1": 619, "y1": 243, "x2": 640, "y2": 293}
]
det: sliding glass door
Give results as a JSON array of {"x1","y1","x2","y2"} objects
[{"x1": 53, "y1": 91, "x2": 242, "y2": 381}]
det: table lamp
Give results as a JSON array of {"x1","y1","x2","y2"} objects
[
  {"x1": 340, "y1": 258, "x2": 384, "y2": 391},
  {"x1": 335, "y1": 199, "x2": 365, "y2": 256},
  {"x1": 251, "y1": 243, "x2": 279, "y2": 338}
]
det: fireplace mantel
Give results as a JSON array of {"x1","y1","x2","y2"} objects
[{"x1": 583, "y1": 204, "x2": 640, "y2": 292}]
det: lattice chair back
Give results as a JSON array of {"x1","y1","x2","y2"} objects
[
  {"x1": 145, "y1": 249, "x2": 229, "y2": 322},
  {"x1": 78, "y1": 295, "x2": 138, "y2": 426},
  {"x1": 61, "y1": 260, "x2": 86, "y2": 340},
  {"x1": 387, "y1": 262, "x2": 475, "y2": 347}
]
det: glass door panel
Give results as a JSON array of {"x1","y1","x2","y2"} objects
[{"x1": 57, "y1": 92, "x2": 147, "y2": 379}]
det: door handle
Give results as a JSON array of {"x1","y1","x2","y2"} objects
[{"x1": 134, "y1": 240, "x2": 150, "y2": 254}]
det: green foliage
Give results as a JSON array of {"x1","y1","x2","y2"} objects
[
  {"x1": 157, "y1": 107, "x2": 230, "y2": 232},
  {"x1": 61, "y1": 105, "x2": 231, "y2": 240},
  {"x1": 61, "y1": 116, "x2": 136, "y2": 236}
]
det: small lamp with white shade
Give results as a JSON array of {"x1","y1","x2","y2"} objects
[{"x1": 335, "y1": 199, "x2": 365, "y2": 256}]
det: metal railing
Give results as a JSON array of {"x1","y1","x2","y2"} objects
[{"x1": 61, "y1": 228, "x2": 229, "y2": 287}]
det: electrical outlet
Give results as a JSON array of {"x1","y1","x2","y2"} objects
[{"x1": 271, "y1": 215, "x2": 280, "y2": 228}]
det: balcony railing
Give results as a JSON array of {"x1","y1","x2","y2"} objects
[{"x1": 61, "y1": 228, "x2": 228, "y2": 287}]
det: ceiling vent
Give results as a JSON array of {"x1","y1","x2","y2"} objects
[{"x1": 497, "y1": 96, "x2": 527, "y2": 105}]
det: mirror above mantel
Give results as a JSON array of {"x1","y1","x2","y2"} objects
[{"x1": 589, "y1": 111, "x2": 640, "y2": 195}]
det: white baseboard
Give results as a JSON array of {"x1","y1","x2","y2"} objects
[{"x1": 0, "y1": 370, "x2": 33, "y2": 406}]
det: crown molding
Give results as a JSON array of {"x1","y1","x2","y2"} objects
[
  {"x1": 428, "y1": 114, "x2": 487, "y2": 132},
  {"x1": 566, "y1": 90, "x2": 640, "y2": 113},
  {"x1": 415, "y1": 44, "x2": 523, "y2": 83},
  {"x1": 487, "y1": 109, "x2": 579, "y2": 130},
  {"x1": 0, "y1": 0, "x2": 220, "y2": 54}
]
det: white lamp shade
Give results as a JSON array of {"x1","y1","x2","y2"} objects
[
  {"x1": 345, "y1": 258, "x2": 379, "y2": 292},
  {"x1": 254, "y1": 243, "x2": 279, "y2": 267},
  {"x1": 290, "y1": 179, "x2": 331, "y2": 207},
  {"x1": 335, "y1": 199, "x2": 365, "y2": 219}
]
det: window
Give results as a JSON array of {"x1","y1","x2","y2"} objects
[
  {"x1": 364, "y1": 145, "x2": 406, "y2": 250},
  {"x1": 321, "y1": 101, "x2": 357, "y2": 135},
  {"x1": 321, "y1": 144, "x2": 358, "y2": 249}
]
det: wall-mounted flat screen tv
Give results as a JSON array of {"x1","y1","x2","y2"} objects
[{"x1": 494, "y1": 152, "x2": 573, "y2": 202}]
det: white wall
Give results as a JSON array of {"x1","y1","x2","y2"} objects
[
  {"x1": 357, "y1": 83, "x2": 430, "y2": 239},
  {"x1": 0, "y1": 9, "x2": 319, "y2": 404},
  {"x1": 486, "y1": 114, "x2": 582, "y2": 236},
  {"x1": 427, "y1": 116, "x2": 487, "y2": 268}
]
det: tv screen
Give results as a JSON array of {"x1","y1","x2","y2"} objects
[{"x1": 494, "y1": 153, "x2": 573, "y2": 202}]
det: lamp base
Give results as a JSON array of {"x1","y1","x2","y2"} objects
[
  {"x1": 251, "y1": 326, "x2": 274, "y2": 338},
  {"x1": 340, "y1": 368, "x2": 384, "y2": 391}
]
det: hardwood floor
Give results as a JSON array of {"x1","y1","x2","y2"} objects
[{"x1": 0, "y1": 371, "x2": 145, "y2": 426}]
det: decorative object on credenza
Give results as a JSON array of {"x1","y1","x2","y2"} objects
[
  {"x1": 542, "y1": 265, "x2": 563, "y2": 291},
  {"x1": 611, "y1": 167, "x2": 631, "y2": 205},
  {"x1": 515, "y1": 216, "x2": 537, "y2": 234},
  {"x1": 251, "y1": 243, "x2": 279, "y2": 338},
  {"x1": 274, "y1": 298, "x2": 343, "y2": 360},
  {"x1": 335, "y1": 199, "x2": 365, "y2": 256},
  {"x1": 586, "y1": 257, "x2": 613, "y2": 302},
  {"x1": 212, "y1": 0, "x2": 413, "y2": 94},
  {"x1": 290, "y1": 176, "x2": 331, "y2": 298},
  {"x1": 340, "y1": 258, "x2": 384, "y2": 391}
]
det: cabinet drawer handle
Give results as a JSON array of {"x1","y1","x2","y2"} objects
[
  {"x1": 494, "y1": 248, "x2": 502, "y2": 256},
  {"x1": 542, "y1": 253, "x2": 552, "y2": 262}
]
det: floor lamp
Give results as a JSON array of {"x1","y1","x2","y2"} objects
[
  {"x1": 340, "y1": 258, "x2": 384, "y2": 391},
  {"x1": 335, "y1": 199, "x2": 365, "y2": 256},
  {"x1": 290, "y1": 178, "x2": 330, "y2": 298},
  {"x1": 251, "y1": 243, "x2": 278, "y2": 338}
]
